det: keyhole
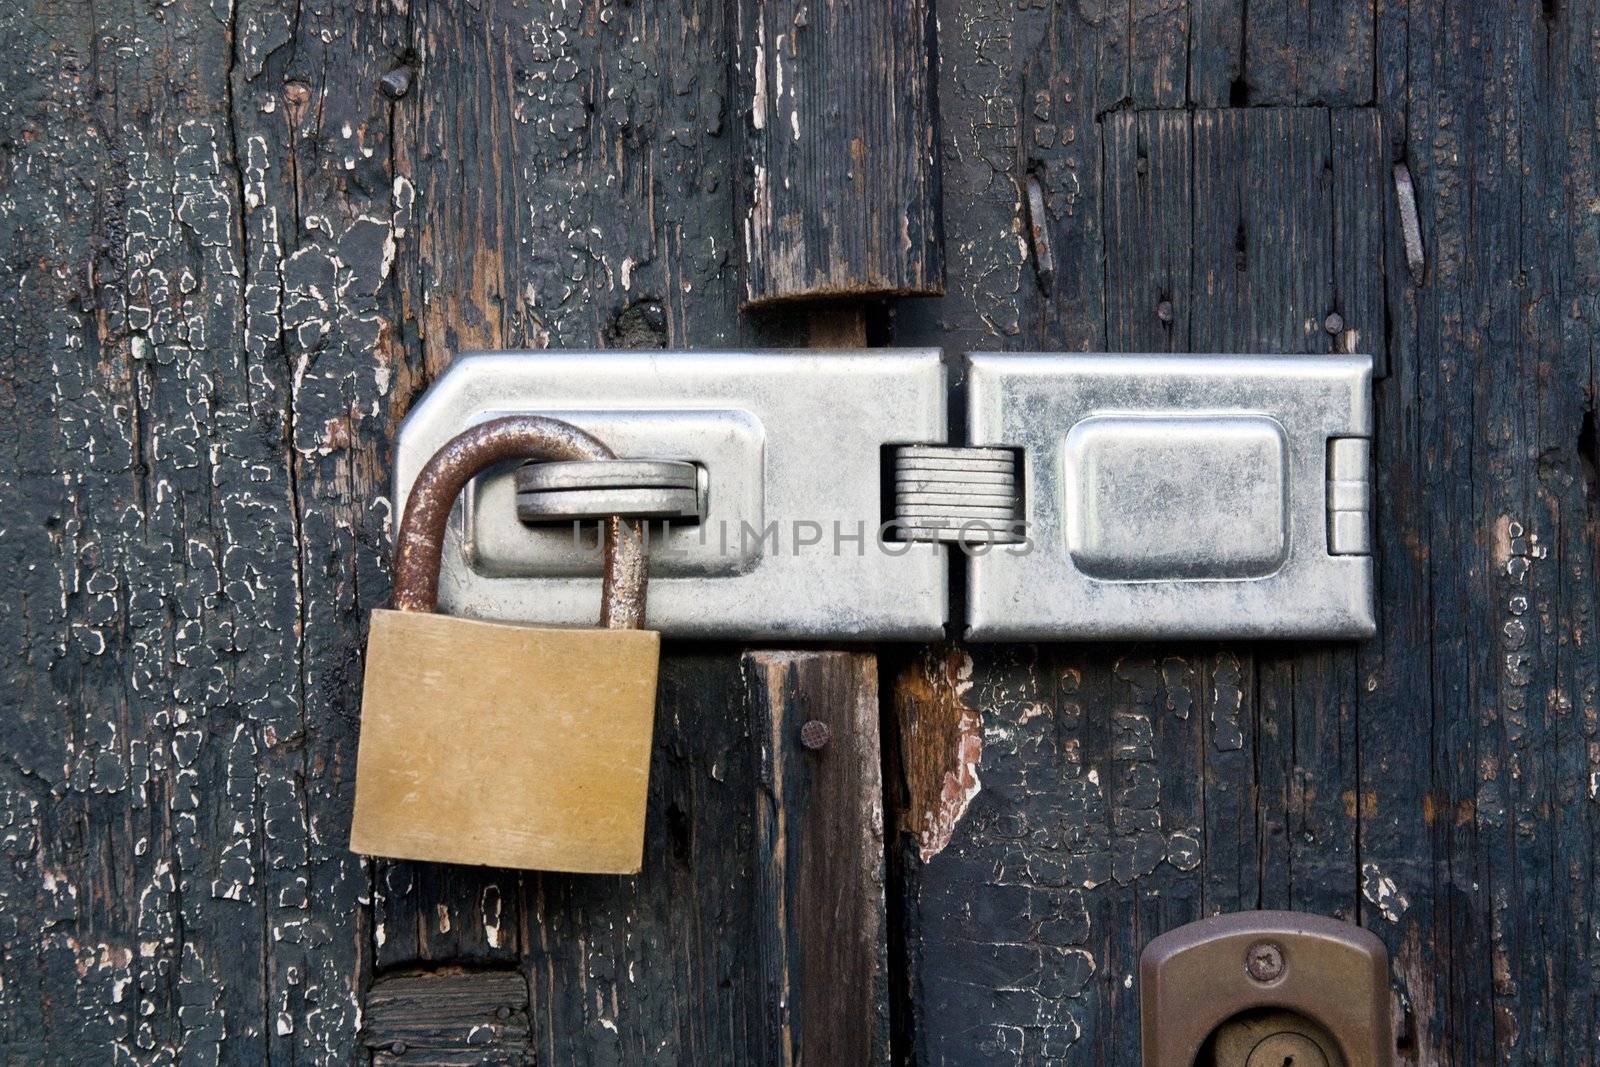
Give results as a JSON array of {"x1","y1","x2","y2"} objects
[{"x1": 1202, "y1": 1008, "x2": 1343, "y2": 1067}]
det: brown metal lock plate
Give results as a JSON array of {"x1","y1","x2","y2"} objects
[{"x1": 1139, "y1": 911, "x2": 1394, "y2": 1067}]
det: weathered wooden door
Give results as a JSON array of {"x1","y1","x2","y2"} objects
[{"x1": 3, "y1": 0, "x2": 1597, "y2": 1064}]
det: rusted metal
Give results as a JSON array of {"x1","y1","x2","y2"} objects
[
  {"x1": 391, "y1": 415, "x2": 647, "y2": 628},
  {"x1": 1024, "y1": 173, "x2": 1055, "y2": 289},
  {"x1": 1140, "y1": 910, "x2": 1394, "y2": 1067},
  {"x1": 1393, "y1": 162, "x2": 1426, "y2": 286},
  {"x1": 1245, "y1": 940, "x2": 1286, "y2": 983},
  {"x1": 799, "y1": 719, "x2": 831, "y2": 750},
  {"x1": 1324, "y1": 311, "x2": 1345, "y2": 335}
]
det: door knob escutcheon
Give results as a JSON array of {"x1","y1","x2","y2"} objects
[{"x1": 1139, "y1": 911, "x2": 1394, "y2": 1067}]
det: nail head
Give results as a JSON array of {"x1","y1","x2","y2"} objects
[{"x1": 799, "y1": 720, "x2": 831, "y2": 750}]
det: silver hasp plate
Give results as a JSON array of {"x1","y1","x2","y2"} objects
[
  {"x1": 393, "y1": 350, "x2": 950, "y2": 640},
  {"x1": 963, "y1": 353, "x2": 1375, "y2": 640}
]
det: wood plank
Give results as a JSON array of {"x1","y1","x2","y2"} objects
[
  {"x1": 362, "y1": 970, "x2": 532, "y2": 1065},
  {"x1": 901, "y1": 3, "x2": 1600, "y2": 1062},
  {"x1": 1190, "y1": 108, "x2": 1336, "y2": 354},
  {"x1": 891, "y1": 646, "x2": 1099, "y2": 1060},
  {"x1": 1366, "y1": 3, "x2": 1600, "y2": 1063},
  {"x1": 1187, "y1": 109, "x2": 1366, "y2": 936},
  {"x1": 895, "y1": 101, "x2": 1387, "y2": 1063},
  {"x1": 0, "y1": 0, "x2": 379, "y2": 1058},
  {"x1": 1103, "y1": 110, "x2": 1193, "y2": 351},
  {"x1": 227, "y1": 0, "x2": 531, "y2": 982},
  {"x1": 735, "y1": 0, "x2": 943, "y2": 305},
  {"x1": 745, "y1": 651, "x2": 891, "y2": 1066},
  {"x1": 1190, "y1": 0, "x2": 1375, "y2": 107},
  {"x1": 0, "y1": 0, "x2": 785, "y2": 1060}
]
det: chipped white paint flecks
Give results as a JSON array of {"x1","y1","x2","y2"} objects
[
  {"x1": 751, "y1": 12, "x2": 768, "y2": 131},
  {"x1": 1361, "y1": 861, "x2": 1411, "y2": 922}
]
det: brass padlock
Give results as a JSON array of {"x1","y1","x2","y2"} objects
[{"x1": 349, "y1": 415, "x2": 660, "y2": 874}]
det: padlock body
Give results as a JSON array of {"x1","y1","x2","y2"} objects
[{"x1": 350, "y1": 610, "x2": 660, "y2": 874}]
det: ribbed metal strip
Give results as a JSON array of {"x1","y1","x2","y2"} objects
[{"x1": 890, "y1": 445, "x2": 1023, "y2": 543}]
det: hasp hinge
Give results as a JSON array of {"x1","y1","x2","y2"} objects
[{"x1": 395, "y1": 349, "x2": 1375, "y2": 641}]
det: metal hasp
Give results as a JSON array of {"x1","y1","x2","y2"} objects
[
  {"x1": 965, "y1": 353, "x2": 1375, "y2": 640},
  {"x1": 1140, "y1": 911, "x2": 1395, "y2": 1067},
  {"x1": 393, "y1": 350, "x2": 948, "y2": 639}
]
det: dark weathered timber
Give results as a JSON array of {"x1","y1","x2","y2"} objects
[
  {"x1": 1366, "y1": 3, "x2": 1600, "y2": 1063},
  {"x1": 736, "y1": 0, "x2": 944, "y2": 305},
  {"x1": 1189, "y1": 0, "x2": 1375, "y2": 107},
  {"x1": 0, "y1": 0, "x2": 384, "y2": 1059},
  {"x1": 745, "y1": 651, "x2": 891, "y2": 1066},
  {"x1": 894, "y1": 0, "x2": 1600, "y2": 1063},
  {"x1": 896, "y1": 106, "x2": 1383, "y2": 1063},
  {"x1": 0, "y1": 0, "x2": 777, "y2": 1062},
  {"x1": 378, "y1": 4, "x2": 776, "y2": 1059},
  {"x1": 362, "y1": 970, "x2": 532, "y2": 1064}
]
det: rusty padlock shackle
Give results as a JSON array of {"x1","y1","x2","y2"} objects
[{"x1": 391, "y1": 415, "x2": 647, "y2": 628}]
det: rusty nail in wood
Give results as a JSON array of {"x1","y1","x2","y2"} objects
[
  {"x1": 496, "y1": 1005, "x2": 512, "y2": 1021},
  {"x1": 1393, "y1": 162, "x2": 1426, "y2": 287},
  {"x1": 1246, "y1": 941, "x2": 1285, "y2": 983},
  {"x1": 1024, "y1": 173, "x2": 1055, "y2": 290},
  {"x1": 799, "y1": 720, "x2": 831, "y2": 750},
  {"x1": 390, "y1": 1040, "x2": 408, "y2": 1055},
  {"x1": 1324, "y1": 311, "x2": 1344, "y2": 335},
  {"x1": 1156, "y1": 300, "x2": 1174, "y2": 324},
  {"x1": 380, "y1": 66, "x2": 413, "y2": 100},
  {"x1": 1135, "y1": 156, "x2": 1149, "y2": 176}
]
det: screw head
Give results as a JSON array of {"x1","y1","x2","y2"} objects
[
  {"x1": 1324, "y1": 311, "x2": 1345, "y2": 335},
  {"x1": 799, "y1": 720, "x2": 831, "y2": 750},
  {"x1": 1245, "y1": 940, "x2": 1286, "y2": 983}
]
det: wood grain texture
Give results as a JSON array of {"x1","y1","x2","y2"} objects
[
  {"x1": 893, "y1": 0, "x2": 1600, "y2": 1062},
  {"x1": 1189, "y1": 0, "x2": 1375, "y2": 108},
  {"x1": 0, "y1": 0, "x2": 773, "y2": 1061},
  {"x1": 362, "y1": 970, "x2": 533, "y2": 1065},
  {"x1": 745, "y1": 651, "x2": 891, "y2": 1067},
  {"x1": 736, "y1": 0, "x2": 944, "y2": 305}
]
